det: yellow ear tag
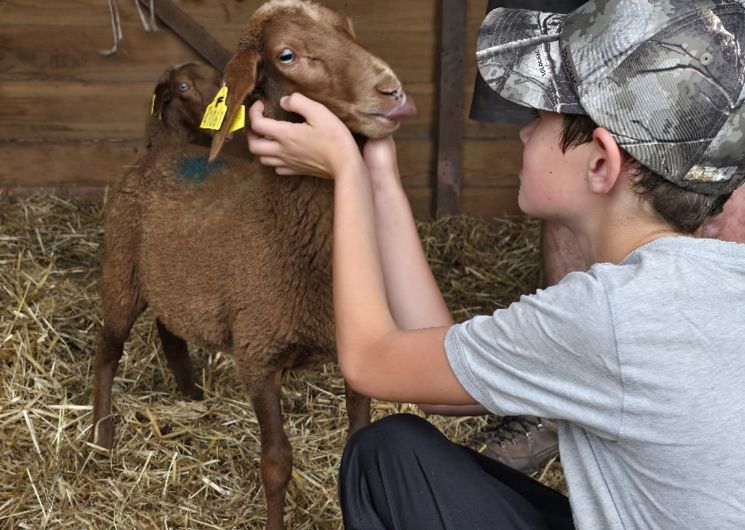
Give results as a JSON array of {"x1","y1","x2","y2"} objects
[
  {"x1": 200, "y1": 86, "x2": 229, "y2": 130},
  {"x1": 228, "y1": 104, "x2": 246, "y2": 133}
]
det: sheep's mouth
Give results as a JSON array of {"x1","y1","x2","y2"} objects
[
  {"x1": 367, "y1": 113, "x2": 403, "y2": 127},
  {"x1": 365, "y1": 97, "x2": 417, "y2": 127}
]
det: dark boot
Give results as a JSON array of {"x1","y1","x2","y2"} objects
[{"x1": 471, "y1": 416, "x2": 559, "y2": 474}]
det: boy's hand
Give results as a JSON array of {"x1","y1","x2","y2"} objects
[
  {"x1": 363, "y1": 137, "x2": 401, "y2": 187},
  {"x1": 247, "y1": 94, "x2": 360, "y2": 179}
]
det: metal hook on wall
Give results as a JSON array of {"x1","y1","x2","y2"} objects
[{"x1": 100, "y1": 0, "x2": 158, "y2": 57}]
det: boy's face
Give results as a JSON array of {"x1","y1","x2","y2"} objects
[{"x1": 517, "y1": 111, "x2": 588, "y2": 223}]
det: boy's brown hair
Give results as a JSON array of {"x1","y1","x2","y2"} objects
[{"x1": 560, "y1": 114, "x2": 731, "y2": 234}]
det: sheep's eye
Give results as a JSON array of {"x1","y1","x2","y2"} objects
[
  {"x1": 178, "y1": 82, "x2": 190, "y2": 92},
  {"x1": 278, "y1": 49, "x2": 295, "y2": 64}
]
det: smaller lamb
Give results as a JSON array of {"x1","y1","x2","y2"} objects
[
  {"x1": 145, "y1": 62, "x2": 221, "y2": 150},
  {"x1": 91, "y1": 2, "x2": 415, "y2": 528}
]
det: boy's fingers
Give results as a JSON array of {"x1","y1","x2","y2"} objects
[
  {"x1": 258, "y1": 156, "x2": 286, "y2": 167},
  {"x1": 249, "y1": 100, "x2": 287, "y2": 138},
  {"x1": 251, "y1": 99, "x2": 264, "y2": 115},
  {"x1": 280, "y1": 93, "x2": 325, "y2": 123},
  {"x1": 247, "y1": 134, "x2": 280, "y2": 157}
]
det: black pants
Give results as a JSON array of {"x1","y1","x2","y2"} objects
[{"x1": 339, "y1": 414, "x2": 574, "y2": 530}]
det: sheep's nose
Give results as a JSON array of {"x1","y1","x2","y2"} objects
[{"x1": 377, "y1": 85, "x2": 404, "y2": 101}]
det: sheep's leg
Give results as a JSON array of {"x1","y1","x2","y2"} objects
[
  {"x1": 251, "y1": 368, "x2": 292, "y2": 530},
  {"x1": 91, "y1": 290, "x2": 145, "y2": 450},
  {"x1": 156, "y1": 319, "x2": 203, "y2": 400},
  {"x1": 344, "y1": 382, "x2": 370, "y2": 437}
]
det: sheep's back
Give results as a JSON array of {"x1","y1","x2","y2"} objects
[{"x1": 134, "y1": 145, "x2": 336, "y2": 378}]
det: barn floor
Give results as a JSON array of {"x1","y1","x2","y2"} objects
[{"x1": 0, "y1": 193, "x2": 565, "y2": 529}]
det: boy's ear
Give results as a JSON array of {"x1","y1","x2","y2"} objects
[{"x1": 587, "y1": 127, "x2": 624, "y2": 194}]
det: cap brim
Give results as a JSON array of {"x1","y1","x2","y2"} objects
[
  {"x1": 476, "y1": 8, "x2": 584, "y2": 114},
  {"x1": 470, "y1": 72, "x2": 540, "y2": 124}
]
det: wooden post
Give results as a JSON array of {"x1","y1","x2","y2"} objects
[
  {"x1": 436, "y1": 0, "x2": 466, "y2": 218},
  {"x1": 137, "y1": 0, "x2": 232, "y2": 72}
]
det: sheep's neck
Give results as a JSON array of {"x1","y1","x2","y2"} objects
[
  {"x1": 145, "y1": 118, "x2": 211, "y2": 150},
  {"x1": 255, "y1": 99, "x2": 334, "y2": 266},
  {"x1": 261, "y1": 170, "x2": 334, "y2": 270}
]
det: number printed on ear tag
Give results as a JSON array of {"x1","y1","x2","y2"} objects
[{"x1": 200, "y1": 86, "x2": 229, "y2": 130}]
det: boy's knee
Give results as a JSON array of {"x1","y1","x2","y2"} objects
[
  {"x1": 342, "y1": 413, "x2": 439, "y2": 470},
  {"x1": 346, "y1": 413, "x2": 426, "y2": 451}
]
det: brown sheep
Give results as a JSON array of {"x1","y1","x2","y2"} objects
[
  {"x1": 145, "y1": 62, "x2": 221, "y2": 150},
  {"x1": 90, "y1": 1, "x2": 416, "y2": 528}
]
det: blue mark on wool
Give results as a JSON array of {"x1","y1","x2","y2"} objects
[{"x1": 177, "y1": 156, "x2": 225, "y2": 183}]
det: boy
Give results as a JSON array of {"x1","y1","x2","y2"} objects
[
  {"x1": 247, "y1": 0, "x2": 745, "y2": 527},
  {"x1": 462, "y1": 0, "x2": 590, "y2": 476}
]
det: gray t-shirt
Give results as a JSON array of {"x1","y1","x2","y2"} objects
[{"x1": 445, "y1": 236, "x2": 745, "y2": 529}]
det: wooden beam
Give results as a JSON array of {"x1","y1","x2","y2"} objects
[
  {"x1": 435, "y1": 0, "x2": 466, "y2": 218},
  {"x1": 137, "y1": 0, "x2": 232, "y2": 72}
]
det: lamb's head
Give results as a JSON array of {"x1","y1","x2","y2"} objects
[
  {"x1": 147, "y1": 62, "x2": 221, "y2": 148},
  {"x1": 209, "y1": 0, "x2": 416, "y2": 160}
]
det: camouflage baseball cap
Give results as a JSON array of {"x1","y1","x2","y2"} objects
[{"x1": 476, "y1": 0, "x2": 745, "y2": 195}]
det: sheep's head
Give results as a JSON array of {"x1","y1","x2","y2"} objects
[
  {"x1": 147, "y1": 62, "x2": 222, "y2": 148},
  {"x1": 209, "y1": 0, "x2": 416, "y2": 161}
]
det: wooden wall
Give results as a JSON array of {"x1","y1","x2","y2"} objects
[{"x1": 0, "y1": 0, "x2": 523, "y2": 219}]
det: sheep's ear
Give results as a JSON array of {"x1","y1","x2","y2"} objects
[
  {"x1": 151, "y1": 67, "x2": 175, "y2": 121},
  {"x1": 152, "y1": 82, "x2": 170, "y2": 122},
  {"x1": 209, "y1": 50, "x2": 261, "y2": 161}
]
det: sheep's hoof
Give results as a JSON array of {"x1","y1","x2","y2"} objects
[
  {"x1": 185, "y1": 386, "x2": 204, "y2": 401},
  {"x1": 90, "y1": 422, "x2": 114, "y2": 451}
]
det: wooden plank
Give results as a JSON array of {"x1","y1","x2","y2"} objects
[
  {"x1": 407, "y1": 186, "x2": 521, "y2": 220},
  {"x1": 0, "y1": 140, "x2": 430, "y2": 188},
  {"x1": 0, "y1": 26, "x2": 200, "y2": 83},
  {"x1": 0, "y1": 72, "x2": 521, "y2": 142},
  {"x1": 0, "y1": 81, "x2": 158, "y2": 141},
  {"x1": 0, "y1": 25, "x2": 435, "y2": 84},
  {"x1": 462, "y1": 186, "x2": 521, "y2": 217},
  {"x1": 0, "y1": 141, "x2": 146, "y2": 187},
  {"x1": 0, "y1": 137, "x2": 520, "y2": 189},
  {"x1": 136, "y1": 0, "x2": 231, "y2": 72},
  {"x1": 0, "y1": 0, "x2": 435, "y2": 29},
  {"x1": 0, "y1": 1, "x2": 437, "y2": 83},
  {"x1": 0, "y1": 80, "x2": 436, "y2": 141},
  {"x1": 462, "y1": 138, "x2": 522, "y2": 186},
  {"x1": 436, "y1": 0, "x2": 467, "y2": 217}
]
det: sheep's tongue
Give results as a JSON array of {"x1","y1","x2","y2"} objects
[{"x1": 385, "y1": 97, "x2": 417, "y2": 120}]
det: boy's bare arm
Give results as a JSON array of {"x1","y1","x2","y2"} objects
[
  {"x1": 418, "y1": 403, "x2": 490, "y2": 415},
  {"x1": 332, "y1": 147, "x2": 474, "y2": 404},
  {"x1": 363, "y1": 140, "x2": 489, "y2": 414},
  {"x1": 363, "y1": 139, "x2": 454, "y2": 330}
]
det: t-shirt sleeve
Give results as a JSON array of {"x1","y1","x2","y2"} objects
[{"x1": 445, "y1": 270, "x2": 624, "y2": 440}]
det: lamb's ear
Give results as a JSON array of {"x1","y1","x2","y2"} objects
[
  {"x1": 151, "y1": 66, "x2": 175, "y2": 121},
  {"x1": 209, "y1": 49, "x2": 261, "y2": 161}
]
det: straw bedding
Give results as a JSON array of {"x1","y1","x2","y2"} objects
[{"x1": 0, "y1": 193, "x2": 565, "y2": 529}]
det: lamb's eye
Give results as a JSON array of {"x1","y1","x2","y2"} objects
[
  {"x1": 178, "y1": 82, "x2": 190, "y2": 92},
  {"x1": 278, "y1": 49, "x2": 295, "y2": 64}
]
